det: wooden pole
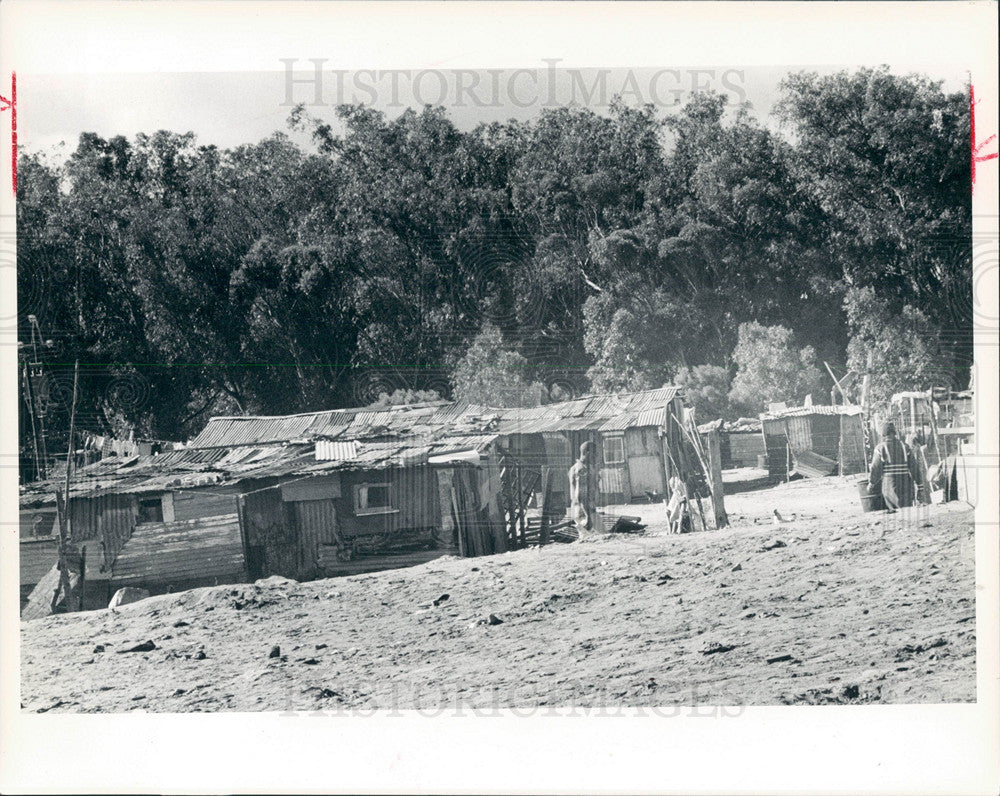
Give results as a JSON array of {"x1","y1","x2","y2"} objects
[
  {"x1": 54, "y1": 360, "x2": 79, "y2": 611},
  {"x1": 705, "y1": 427, "x2": 728, "y2": 528},
  {"x1": 838, "y1": 413, "x2": 844, "y2": 477},
  {"x1": 539, "y1": 468, "x2": 554, "y2": 546},
  {"x1": 21, "y1": 361, "x2": 43, "y2": 482}
]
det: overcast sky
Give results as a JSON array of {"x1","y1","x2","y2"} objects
[{"x1": 18, "y1": 64, "x2": 969, "y2": 158}]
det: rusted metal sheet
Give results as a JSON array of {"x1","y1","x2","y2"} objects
[{"x1": 111, "y1": 513, "x2": 247, "y2": 593}]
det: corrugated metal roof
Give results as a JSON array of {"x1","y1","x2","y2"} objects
[
  {"x1": 21, "y1": 388, "x2": 683, "y2": 506},
  {"x1": 761, "y1": 404, "x2": 863, "y2": 420},
  {"x1": 186, "y1": 387, "x2": 680, "y2": 449},
  {"x1": 315, "y1": 440, "x2": 362, "y2": 461}
]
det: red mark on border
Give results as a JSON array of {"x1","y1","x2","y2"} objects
[
  {"x1": 971, "y1": 85, "x2": 998, "y2": 191},
  {"x1": 0, "y1": 72, "x2": 15, "y2": 195}
]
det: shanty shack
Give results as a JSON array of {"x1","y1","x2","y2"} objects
[
  {"x1": 490, "y1": 386, "x2": 691, "y2": 506},
  {"x1": 760, "y1": 404, "x2": 866, "y2": 480},
  {"x1": 714, "y1": 418, "x2": 766, "y2": 469},
  {"x1": 20, "y1": 387, "x2": 702, "y2": 617}
]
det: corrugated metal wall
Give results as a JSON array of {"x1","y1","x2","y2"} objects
[
  {"x1": 293, "y1": 499, "x2": 340, "y2": 576},
  {"x1": 340, "y1": 466, "x2": 441, "y2": 536},
  {"x1": 68, "y1": 498, "x2": 99, "y2": 542},
  {"x1": 97, "y1": 493, "x2": 138, "y2": 571},
  {"x1": 808, "y1": 415, "x2": 841, "y2": 460},
  {"x1": 599, "y1": 433, "x2": 630, "y2": 503},
  {"x1": 111, "y1": 513, "x2": 246, "y2": 594},
  {"x1": 762, "y1": 419, "x2": 788, "y2": 479},
  {"x1": 728, "y1": 432, "x2": 765, "y2": 467},
  {"x1": 785, "y1": 416, "x2": 813, "y2": 454},
  {"x1": 840, "y1": 415, "x2": 866, "y2": 474}
]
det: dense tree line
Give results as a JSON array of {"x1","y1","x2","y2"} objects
[{"x1": 17, "y1": 67, "x2": 971, "y2": 471}]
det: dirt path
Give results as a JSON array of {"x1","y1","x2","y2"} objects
[{"x1": 20, "y1": 478, "x2": 976, "y2": 712}]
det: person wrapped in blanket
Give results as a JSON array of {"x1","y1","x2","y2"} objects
[
  {"x1": 868, "y1": 421, "x2": 922, "y2": 512},
  {"x1": 905, "y1": 431, "x2": 932, "y2": 505}
]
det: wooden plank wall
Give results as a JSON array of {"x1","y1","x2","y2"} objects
[
  {"x1": 242, "y1": 487, "x2": 299, "y2": 580},
  {"x1": 20, "y1": 538, "x2": 59, "y2": 587},
  {"x1": 111, "y1": 513, "x2": 246, "y2": 594},
  {"x1": 172, "y1": 487, "x2": 240, "y2": 522}
]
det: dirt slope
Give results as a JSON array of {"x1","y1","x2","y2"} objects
[{"x1": 20, "y1": 478, "x2": 976, "y2": 712}]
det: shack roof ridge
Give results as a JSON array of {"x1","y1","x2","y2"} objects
[{"x1": 198, "y1": 389, "x2": 676, "y2": 426}]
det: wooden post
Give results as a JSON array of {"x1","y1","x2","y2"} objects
[
  {"x1": 451, "y1": 487, "x2": 465, "y2": 557},
  {"x1": 705, "y1": 427, "x2": 728, "y2": 528},
  {"x1": 515, "y1": 462, "x2": 526, "y2": 546},
  {"x1": 838, "y1": 413, "x2": 844, "y2": 477},
  {"x1": 539, "y1": 469, "x2": 554, "y2": 546}
]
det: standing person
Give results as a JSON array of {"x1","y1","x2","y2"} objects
[
  {"x1": 906, "y1": 431, "x2": 932, "y2": 505},
  {"x1": 868, "y1": 421, "x2": 920, "y2": 512},
  {"x1": 569, "y1": 441, "x2": 603, "y2": 536}
]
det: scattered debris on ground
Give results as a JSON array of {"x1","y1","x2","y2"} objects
[{"x1": 20, "y1": 478, "x2": 975, "y2": 712}]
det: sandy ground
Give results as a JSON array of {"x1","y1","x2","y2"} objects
[{"x1": 20, "y1": 476, "x2": 976, "y2": 712}]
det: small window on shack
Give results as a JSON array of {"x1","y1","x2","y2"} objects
[
  {"x1": 137, "y1": 496, "x2": 164, "y2": 524},
  {"x1": 353, "y1": 483, "x2": 396, "y2": 515},
  {"x1": 604, "y1": 436, "x2": 625, "y2": 465}
]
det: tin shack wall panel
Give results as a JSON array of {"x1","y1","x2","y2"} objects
[
  {"x1": 761, "y1": 418, "x2": 788, "y2": 479},
  {"x1": 111, "y1": 513, "x2": 247, "y2": 593},
  {"x1": 785, "y1": 416, "x2": 813, "y2": 454},
  {"x1": 172, "y1": 487, "x2": 240, "y2": 522},
  {"x1": 840, "y1": 415, "x2": 866, "y2": 474},
  {"x1": 728, "y1": 432, "x2": 766, "y2": 468},
  {"x1": 68, "y1": 497, "x2": 100, "y2": 542},
  {"x1": 97, "y1": 493, "x2": 139, "y2": 570},
  {"x1": 339, "y1": 466, "x2": 441, "y2": 537},
  {"x1": 809, "y1": 414, "x2": 841, "y2": 461},
  {"x1": 281, "y1": 473, "x2": 342, "y2": 502},
  {"x1": 624, "y1": 427, "x2": 664, "y2": 498},
  {"x1": 293, "y1": 499, "x2": 340, "y2": 576}
]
